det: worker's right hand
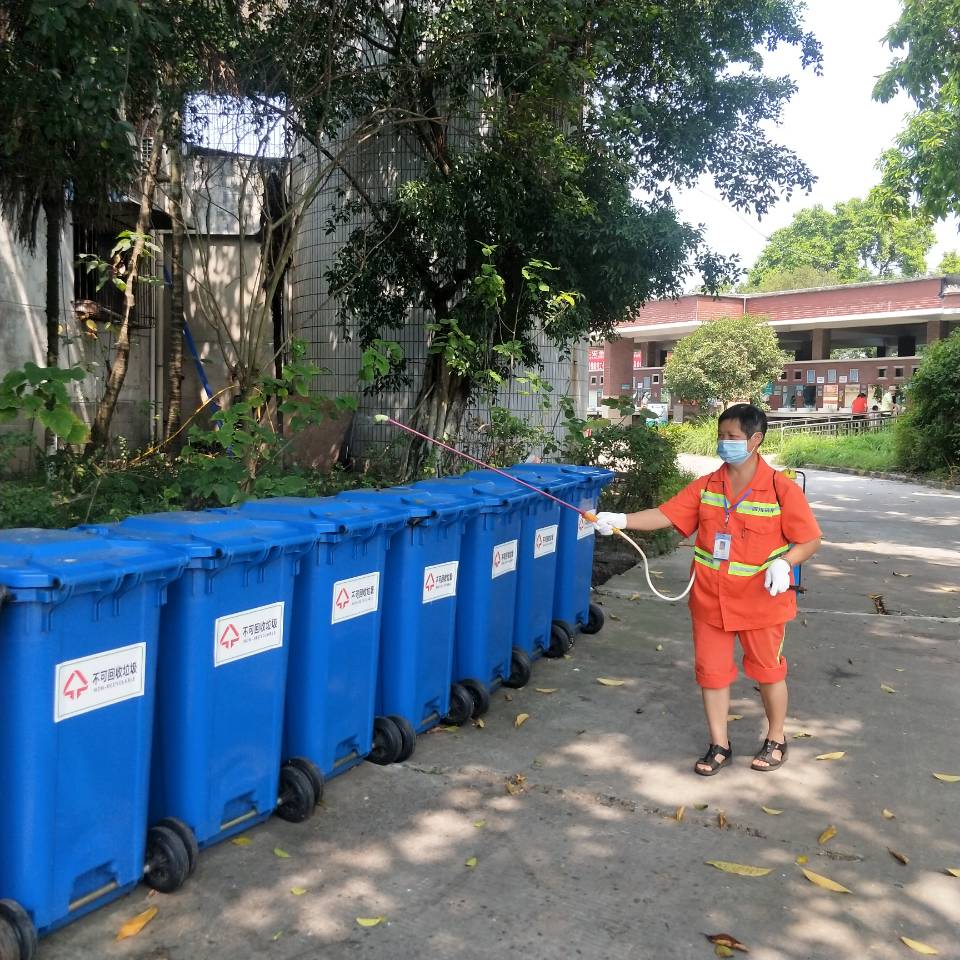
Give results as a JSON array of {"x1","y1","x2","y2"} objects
[{"x1": 592, "y1": 512, "x2": 627, "y2": 536}]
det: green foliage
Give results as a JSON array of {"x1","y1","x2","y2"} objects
[
  {"x1": 875, "y1": 0, "x2": 960, "y2": 222},
  {"x1": 739, "y1": 264, "x2": 844, "y2": 293},
  {"x1": 938, "y1": 251, "x2": 960, "y2": 273},
  {"x1": 779, "y1": 430, "x2": 897, "y2": 473},
  {"x1": 0, "y1": 364, "x2": 88, "y2": 444},
  {"x1": 663, "y1": 315, "x2": 791, "y2": 409},
  {"x1": 665, "y1": 416, "x2": 789, "y2": 458},
  {"x1": 745, "y1": 191, "x2": 935, "y2": 288},
  {"x1": 894, "y1": 329, "x2": 960, "y2": 475}
]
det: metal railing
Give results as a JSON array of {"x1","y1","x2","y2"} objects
[{"x1": 768, "y1": 414, "x2": 895, "y2": 439}]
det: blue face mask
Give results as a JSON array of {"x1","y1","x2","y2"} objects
[{"x1": 716, "y1": 439, "x2": 752, "y2": 464}]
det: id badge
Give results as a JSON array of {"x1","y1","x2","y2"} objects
[{"x1": 712, "y1": 533, "x2": 732, "y2": 561}]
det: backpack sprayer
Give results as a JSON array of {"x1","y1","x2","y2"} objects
[{"x1": 371, "y1": 414, "x2": 696, "y2": 602}]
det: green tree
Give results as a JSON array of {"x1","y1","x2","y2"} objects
[
  {"x1": 937, "y1": 251, "x2": 960, "y2": 273},
  {"x1": 895, "y1": 328, "x2": 960, "y2": 475},
  {"x1": 739, "y1": 264, "x2": 844, "y2": 293},
  {"x1": 320, "y1": 0, "x2": 822, "y2": 469},
  {"x1": 745, "y1": 190, "x2": 935, "y2": 288},
  {"x1": 875, "y1": 0, "x2": 960, "y2": 222},
  {"x1": 663, "y1": 314, "x2": 790, "y2": 409}
]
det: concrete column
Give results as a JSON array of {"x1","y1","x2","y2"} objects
[
  {"x1": 876, "y1": 345, "x2": 887, "y2": 358},
  {"x1": 811, "y1": 327, "x2": 831, "y2": 361},
  {"x1": 926, "y1": 318, "x2": 947, "y2": 345},
  {"x1": 897, "y1": 334, "x2": 916, "y2": 357},
  {"x1": 641, "y1": 340, "x2": 660, "y2": 368},
  {"x1": 603, "y1": 338, "x2": 634, "y2": 398}
]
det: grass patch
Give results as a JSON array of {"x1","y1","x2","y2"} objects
[
  {"x1": 778, "y1": 430, "x2": 897, "y2": 472},
  {"x1": 664, "y1": 418, "x2": 787, "y2": 457}
]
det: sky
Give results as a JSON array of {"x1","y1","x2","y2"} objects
[{"x1": 671, "y1": 0, "x2": 959, "y2": 283}]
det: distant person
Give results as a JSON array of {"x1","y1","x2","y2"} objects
[
  {"x1": 851, "y1": 392, "x2": 868, "y2": 415},
  {"x1": 881, "y1": 388, "x2": 895, "y2": 413},
  {"x1": 591, "y1": 404, "x2": 821, "y2": 777}
]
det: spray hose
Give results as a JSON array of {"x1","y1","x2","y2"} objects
[{"x1": 372, "y1": 413, "x2": 696, "y2": 603}]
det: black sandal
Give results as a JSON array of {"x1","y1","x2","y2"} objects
[
  {"x1": 694, "y1": 742, "x2": 732, "y2": 777},
  {"x1": 751, "y1": 739, "x2": 787, "y2": 771}
]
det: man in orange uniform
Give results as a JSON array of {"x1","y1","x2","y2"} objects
[{"x1": 593, "y1": 404, "x2": 821, "y2": 775}]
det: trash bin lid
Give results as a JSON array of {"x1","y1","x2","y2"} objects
[
  {"x1": 0, "y1": 528, "x2": 184, "y2": 590},
  {"x1": 454, "y1": 470, "x2": 548, "y2": 503},
  {"x1": 229, "y1": 497, "x2": 407, "y2": 539},
  {"x1": 414, "y1": 477, "x2": 524, "y2": 511},
  {"x1": 503, "y1": 464, "x2": 584, "y2": 495},
  {"x1": 93, "y1": 511, "x2": 313, "y2": 560},
  {"x1": 338, "y1": 487, "x2": 473, "y2": 523}
]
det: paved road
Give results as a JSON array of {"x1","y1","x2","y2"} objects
[{"x1": 42, "y1": 464, "x2": 959, "y2": 960}]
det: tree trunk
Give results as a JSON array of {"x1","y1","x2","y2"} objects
[
  {"x1": 87, "y1": 114, "x2": 166, "y2": 452},
  {"x1": 403, "y1": 354, "x2": 469, "y2": 478},
  {"x1": 163, "y1": 131, "x2": 185, "y2": 446},
  {"x1": 42, "y1": 196, "x2": 61, "y2": 370}
]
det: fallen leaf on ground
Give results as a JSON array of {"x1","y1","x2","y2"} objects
[
  {"x1": 273, "y1": 848, "x2": 291, "y2": 859},
  {"x1": 888, "y1": 849, "x2": 909, "y2": 865},
  {"x1": 356, "y1": 917, "x2": 386, "y2": 928},
  {"x1": 473, "y1": 819, "x2": 487, "y2": 829},
  {"x1": 596, "y1": 677, "x2": 625, "y2": 686},
  {"x1": 694, "y1": 803, "x2": 709, "y2": 811},
  {"x1": 761, "y1": 806, "x2": 783, "y2": 815},
  {"x1": 464, "y1": 856, "x2": 478, "y2": 868},
  {"x1": 882, "y1": 809, "x2": 896, "y2": 819},
  {"x1": 290, "y1": 887, "x2": 307, "y2": 896},
  {"x1": 727, "y1": 714, "x2": 744, "y2": 721},
  {"x1": 945, "y1": 868, "x2": 960, "y2": 878},
  {"x1": 801, "y1": 868, "x2": 851, "y2": 893},
  {"x1": 818, "y1": 825, "x2": 838, "y2": 845},
  {"x1": 895, "y1": 667, "x2": 905, "y2": 672},
  {"x1": 674, "y1": 806, "x2": 685, "y2": 822},
  {"x1": 505, "y1": 773, "x2": 527, "y2": 796},
  {"x1": 717, "y1": 811, "x2": 728, "y2": 829},
  {"x1": 793, "y1": 731, "x2": 813, "y2": 739},
  {"x1": 881, "y1": 683, "x2": 897, "y2": 694},
  {"x1": 535, "y1": 688, "x2": 558, "y2": 694},
  {"x1": 514, "y1": 713, "x2": 530, "y2": 728},
  {"x1": 271, "y1": 931, "x2": 283, "y2": 941},
  {"x1": 704, "y1": 860, "x2": 771, "y2": 877},
  {"x1": 706, "y1": 932, "x2": 749, "y2": 953},
  {"x1": 473, "y1": 718, "x2": 485, "y2": 729},
  {"x1": 562, "y1": 654, "x2": 573, "y2": 660},
  {"x1": 795, "y1": 855, "x2": 808, "y2": 865},
  {"x1": 815, "y1": 752, "x2": 846, "y2": 761},
  {"x1": 503, "y1": 693, "x2": 513, "y2": 701},
  {"x1": 231, "y1": 836, "x2": 252, "y2": 846},
  {"x1": 655, "y1": 644, "x2": 663, "y2": 651},
  {"x1": 715, "y1": 946, "x2": 735, "y2": 958},
  {"x1": 116, "y1": 906, "x2": 158, "y2": 942},
  {"x1": 900, "y1": 936, "x2": 939, "y2": 955},
  {"x1": 608, "y1": 613, "x2": 621, "y2": 621},
  {"x1": 933, "y1": 773, "x2": 960, "y2": 783},
  {"x1": 892, "y1": 571, "x2": 912, "y2": 578}
]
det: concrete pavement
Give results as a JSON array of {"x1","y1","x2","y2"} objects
[{"x1": 42, "y1": 461, "x2": 960, "y2": 960}]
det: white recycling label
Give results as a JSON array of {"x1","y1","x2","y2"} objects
[
  {"x1": 491, "y1": 539, "x2": 518, "y2": 578},
  {"x1": 533, "y1": 524, "x2": 558, "y2": 558},
  {"x1": 422, "y1": 561, "x2": 458, "y2": 603},
  {"x1": 331, "y1": 572, "x2": 380, "y2": 624},
  {"x1": 54, "y1": 642, "x2": 146, "y2": 722},
  {"x1": 214, "y1": 601, "x2": 284, "y2": 667},
  {"x1": 577, "y1": 510, "x2": 596, "y2": 540}
]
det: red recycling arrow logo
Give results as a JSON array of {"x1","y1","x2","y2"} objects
[
  {"x1": 494, "y1": 550, "x2": 501, "y2": 567},
  {"x1": 335, "y1": 587, "x2": 350, "y2": 609},
  {"x1": 219, "y1": 623, "x2": 240, "y2": 649},
  {"x1": 63, "y1": 669, "x2": 89, "y2": 700},
  {"x1": 536, "y1": 532, "x2": 543, "y2": 548},
  {"x1": 424, "y1": 572, "x2": 435, "y2": 592}
]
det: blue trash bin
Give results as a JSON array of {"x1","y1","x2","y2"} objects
[
  {"x1": 508, "y1": 464, "x2": 614, "y2": 639},
  {"x1": 82, "y1": 512, "x2": 315, "y2": 854},
  {"x1": 337, "y1": 488, "x2": 473, "y2": 735},
  {"x1": 414, "y1": 476, "x2": 528, "y2": 716},
  {"x1": 458, "y1": 469, "x2": 571, "y2": 664},
  {"x1": 0, "y1": 529, "x2": 185, "y2": 943},
  {"x1": 224, "y1": 497, "x2": 409, "y2": 774}
]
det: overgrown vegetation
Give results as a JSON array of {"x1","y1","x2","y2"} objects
[{"x1": 778, "y1": 430, "x2": 898, "y2": 472}]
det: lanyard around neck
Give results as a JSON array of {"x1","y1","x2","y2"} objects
[{"x1": 723, "y1": 487, "x2": 752, "y2": 525}]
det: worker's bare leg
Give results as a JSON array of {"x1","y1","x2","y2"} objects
[
  {"x1": 753, "y1": 680, "x2": 788, "y2": 767},
  {"x1": 696, "y1": 686, "x2": 731, "y2": 773}
]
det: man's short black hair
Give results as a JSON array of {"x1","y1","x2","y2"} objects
[{"x1": 718, "y1": 403, "x2": 768, "y2": 438}]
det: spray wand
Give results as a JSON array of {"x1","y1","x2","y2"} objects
[{"x1": 372, "y1": 414, "x2": 695, "y2": 602}]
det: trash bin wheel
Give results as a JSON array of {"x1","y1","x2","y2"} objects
[
  {"x1": 388, "y1": 715, "x2": 417, "y2": 763},
  {"x1": 368, "y1": 716, "x2": 403, "y2": 765},
  {"x1": 461, "y1": 678, "x2": 490, "y2": 718},
  {"x1": 544, "y1": 622, "x2": 572, "y2": 659},
  {"x1": 0, "y1": 900, "x2": 37, "y2": 960},
  {"x1": 442, "y1": 683, "x2": 473, "y2": 726},
  {"x1": 144, "y1": 824, "x2": 191, "y2": 894},
  {"x1": 287, "y1": 757, "x2": 325, "y2": 806},
  {"x1": 503, "y1": 647, "x2": 532, "y2": 689},
  {"x1": 276, "y1": 763, "x2": 317, "y2": 823},
  {"x1": 580, "y1": 603, "x2": 605, "y2": 635},
  {"x1": 155, "y1": 817, "x2": 199, "y2": 877}
]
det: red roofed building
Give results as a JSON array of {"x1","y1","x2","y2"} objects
[{"x1": 592, "y1": 275, "x2": 960, "y2": 413}]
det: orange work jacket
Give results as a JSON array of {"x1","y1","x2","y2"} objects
[{"x1": 659, "y1": 457, "x2": 821, "y2": 631}]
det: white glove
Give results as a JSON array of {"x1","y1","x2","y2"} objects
[
  {"x1": 593, "y1": 512, "x2": 627, "y2": 536},
  {"x1": 764, "y1": 557, "x2": 792, "y2": 596}
]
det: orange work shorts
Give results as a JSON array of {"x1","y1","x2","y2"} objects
[{"x1": 691, "y1": 619, "x2": 787, "y2": 689}]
